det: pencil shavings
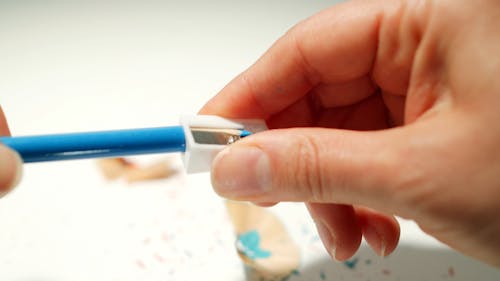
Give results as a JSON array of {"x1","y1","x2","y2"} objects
[
  {"x1": 124, "y1": 160, "x2": 176, "y2": 182},
  {"x1": 96, "y1": 157, "x2": 177, "y2": 183},
  {"x1": 225, "y1": 201, "x2": 300, "y2": 281},
  {"x1": 96, "y1": 158, "x2": 135, "y2": 180}
]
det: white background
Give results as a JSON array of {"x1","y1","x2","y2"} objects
[{"x1": 1, "y1": 1, "x2": 499, "y2": 280}]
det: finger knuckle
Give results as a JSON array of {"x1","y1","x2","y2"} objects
[{"x1": 289, "y1": 134, "x2": 327, "y2": 201}]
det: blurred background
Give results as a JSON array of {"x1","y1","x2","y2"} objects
[
  {"x1": 1, "y1": 0, "x2": 337, "y2": 133},
  {"x1": 1, "y1": 1, "x2": 499, "y2": 281}
]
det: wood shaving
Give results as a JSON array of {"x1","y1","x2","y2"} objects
[
  {"x1": 225, "y1": 200, "x2": 300, "y2": 281},
  {"x1": 96, "y1": 158, "x2": 135, "y2": 180},
  {"x1": 96, "y1": 157, "x2": 177, "y2": 183},
  {"x1": 125, "y1": 160, "x2": 176, "y2": 183}
]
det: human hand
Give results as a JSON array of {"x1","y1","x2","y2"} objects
[
  {"x1": 0, "y1": 106, "x2": 23, "y2": 198},
  {"x1": 200, "y1": 0, "x2": 500, "y2": 267}
]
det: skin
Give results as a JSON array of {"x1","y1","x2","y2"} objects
[
  {"x1": 200, "y1": 0, "x2": 500, "y2": 267},
  {"x1": 0, "y1": 106, "x2": 23, "y2": 198}
]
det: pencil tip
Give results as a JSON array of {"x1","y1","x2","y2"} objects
[{"x1": 240, "y1": 130, "x2": 252, "y2": 138}]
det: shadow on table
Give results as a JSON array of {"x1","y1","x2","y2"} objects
[{"x1": 245, "y1": 243, "x2": 500, "y2": 281}]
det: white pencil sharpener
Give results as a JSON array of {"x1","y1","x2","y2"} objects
[{"x1": 180, "y1": 115, "x2": 267, "y2": 173}]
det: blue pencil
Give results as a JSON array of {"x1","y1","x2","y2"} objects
[
  {"x1": 0, "y1": 126, "x2": 187, "y2": 163},
  {"x1": 0, "y1": 115, "x2": 264, "y2": 174},
  {"x1": 0, "y1": 126, "x2": 253, "y2": 163}
]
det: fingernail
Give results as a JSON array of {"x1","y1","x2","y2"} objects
[
  {"x1": 363, "y1": 224, "x2": 386, "y2": 257},
  {"x1": 380, "y1": 240, "x2": 386, "y2": 258},
  {"x1": 211, "y1": 146, "x2": 271, "y2": 199},
  {"x1": 0, "y1": 147, "x2": 23, "y2": 198},
  {"x1": 315, "y1": 220, "x2": 337, "y2": 261}
]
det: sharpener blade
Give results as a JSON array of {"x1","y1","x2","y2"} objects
[{"x1": 190, "y1": 128, "x2": 244, "y2": 145}]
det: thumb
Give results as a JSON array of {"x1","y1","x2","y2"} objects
[
  {"x1": 211, "y1": 127, "x2": 413, "y2": 214},
  {"x1": 0, "y1": 145, "x2": 23, "y2": 198}
]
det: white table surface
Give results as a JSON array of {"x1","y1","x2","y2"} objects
[{"x1": 1, "y1": 1, "x2": 499, "y2": 280}]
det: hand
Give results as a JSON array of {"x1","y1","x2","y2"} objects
[
  {"x1": 200, "y1": 0, "x2": 500, "y2": 267},
  {"x1": 0, "y1": 106, "x2": 23, "y2": 198}
]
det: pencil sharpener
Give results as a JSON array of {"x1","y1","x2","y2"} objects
[{"x1": 180, "y1": 115, "x2": 267, "y2": 173}]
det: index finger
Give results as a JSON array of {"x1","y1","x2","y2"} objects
[{"x1": 199, "y1": 0, "x2": 387, "y2": 118}]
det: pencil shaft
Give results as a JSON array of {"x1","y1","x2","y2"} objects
[{"x1": 0, "y1": 126, "x2": 186, "y2": 162}]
